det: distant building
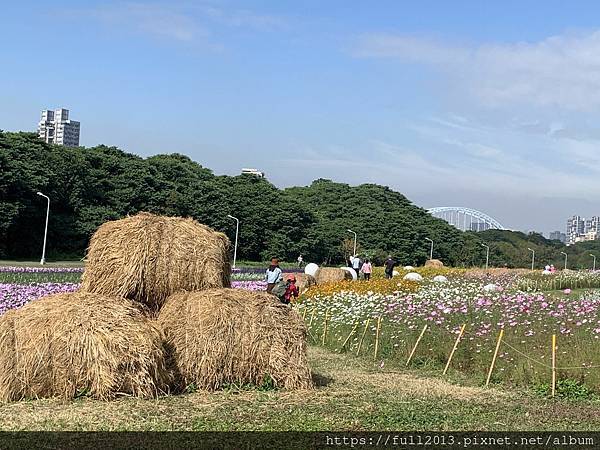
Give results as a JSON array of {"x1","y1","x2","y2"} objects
[
  {"x1": 567, "y1": 215, "x2": 585, "y2": 245},
  {"x1": 575, "y1": 230, "x2": 599, "y2": 243},
  {"x1": 549, "y1": 231, "x2": 566, "y2": 243},
  {"x1": 567, "y1": 215, "x2": 600, "y2": 245},
  {"x1": 241, "y1": 168, "x2": 265, "y2": 178},
  {"x1": 38, "y1": 108, "x2": 80, "y2": 147}
]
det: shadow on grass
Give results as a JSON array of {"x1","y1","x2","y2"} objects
[{"x1": 311, "y1": 372, "x2": 334, "y2": 387}]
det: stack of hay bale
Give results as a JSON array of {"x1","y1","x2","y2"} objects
[{"x1": 0, "y1": 212, "x2": 312, "y2": 402}]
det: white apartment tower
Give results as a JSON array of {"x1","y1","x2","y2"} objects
[
  {"x1": 38, "y1": 108, "x2": 80, "y2": 147},
  {"x1": 567, "y1": 216, "x2": 585, "y2": 245}
]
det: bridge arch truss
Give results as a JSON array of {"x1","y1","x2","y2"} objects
[{"x1": 428, "y1": 207, "x2": 507, "y2": 232}]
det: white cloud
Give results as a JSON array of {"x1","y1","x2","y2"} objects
[
  {"x1": 201, "y1": 6, "x2": 288, "y2": 31},
  {"x1": 80, "y1": 2, "x2": 288, "y2": 44},
  {"x1": 88, "y1": 3, "x2": 207, "y2": 42},
  {"x1": 355, "y1": 30, "x2": 600, "y2": 111}
]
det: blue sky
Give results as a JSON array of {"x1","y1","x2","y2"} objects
[{"x1": 2, "y1": 1, "x2": 600, "y2": 233}]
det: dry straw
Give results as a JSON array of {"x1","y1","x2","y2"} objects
[
  {"x1": 0, "y1": 292, "x2": 170, "y2": 402},
  {"x1": 284, "y1": 273, "x2": 316, "y2": 293},
  {"x1": 158, "y1": 289, "x2": 313, "y2": 391},
  {"x1": 424, "y1": 259, "x2": 444, "y2": 268},
  {"x1": 314, "y1": 268, "x2": 353, "y2": 285},
  {"x1": 81, "y1": 212, "x2": 231, "y2": 312}
]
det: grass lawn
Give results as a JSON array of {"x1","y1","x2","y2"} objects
[
  {"x1": 1, "y1": 346, "x2": 599, "y2": 431},
  {"x1": 0, "y1": 260, "x2": 84, "y2": 268}
]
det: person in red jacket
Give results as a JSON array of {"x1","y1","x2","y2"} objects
[{"x1": 283, "y1": 275, "x2": 300, "y2": 304}]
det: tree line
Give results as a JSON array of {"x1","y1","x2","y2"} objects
[{"x1": 1, "y1": 131, "x2": 598, "y2": 268}]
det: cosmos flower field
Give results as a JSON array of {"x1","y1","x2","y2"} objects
[
  {"x1": 3, "y1": 263, "x2": 600, "y2": 392},
  {"x1": 298, "y1": 269, "x2": 600, "y2": 392}
]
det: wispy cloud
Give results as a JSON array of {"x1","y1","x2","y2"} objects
[
  {"x1": 354, "y1": 30, "x2": 600, "y2": 111},
  {"x1": 78, "y1": 2, "x2": 288, "y2": 45},
  {"x1": 87, "y1": 3, "x2": 207, "y2": 42},
  {"x1": 200, "y1": 6, "x2": 289, "y2": 31}
]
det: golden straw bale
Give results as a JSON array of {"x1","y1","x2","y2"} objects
[
  {"x1": 158, "y1": 289, "x2": 313, "y2": 391},
  {"x1": 284, "y1": 273, "x2": 317, "y2": 292},
  {"x1": 425, "y1": 259, "x2": 444, "y2": 268},
  {"x1": 314, "y1": 267, "x2": 353, "y2": 284},
  {"x1": 81, "y1": 212, "x2": 231, "y2": 311},
  {"x1": 0, "y1": 292, "x2": 170, "y2": 402}
]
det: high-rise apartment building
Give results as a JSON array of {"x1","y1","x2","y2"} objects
[
  {"x1": 567, "y1": 216, "x2": 585, "y2": 245},
  {"x1": 38, "y1": 108, "x2": 80, "y2": 147},
  {"x1": 566, "y1": 215, "x2": 600, "y2": 245}
]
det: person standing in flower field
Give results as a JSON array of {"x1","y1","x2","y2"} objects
[
  {"x1": 384, "y1": 255, "x2": 396, "y2": 279},
  {"x1": 360, "y1": 259, "x2": 372, "y2": 281},
  {"x1": 297, "y1": 254, "x2": 303, "y2": 268},
  {"x1": 265, "y1": 258, "x2": 283, "y2": 294},
  {"x1": 351, "y1": 255, "x2": 361, "y2": 279}
]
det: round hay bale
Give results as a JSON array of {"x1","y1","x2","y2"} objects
[
  {"x1": 284, "y1": 273, "x2": 316, "y2": 292},
  {"x1": 0, "y1": 292, "x2": 170, "y2": 402},
  {"x1": 403, "y1": 265, "x2": 414, "y2": 270},
  {"x1": 158, "y1": 289, "x2": 313, "y2": 391},
  {"x1": 314, "y1": 267, "x2": 353, "y2": 284},
  {"x1": 433, "y1": 275, "x2": 448, "y2": 283},
  {"x1": 425, "y1": 259, "x2": 444, "y2": 268},
  {"x1": 81, "y1": 212, "x2": 231, "y2": 312},
  {"x1": 304, "y1": 263, "x2": 319, "y2": 277},
  {"x1": 340, "y1": 267, "x2": 358, "y2": 281},
  {"x1": 392, "y1": 270, "x2": 400, "y2": 277},
  {"x1": 403, "y1": 272, "x2": 423, "y2": 282}
]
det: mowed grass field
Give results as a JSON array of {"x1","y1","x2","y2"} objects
[
  {"x1": 0, "y1": 260, "x2": 84, "y2": 268},
  {"x1": 1, "y1": 346, "x2": 600, "y2": 431}
]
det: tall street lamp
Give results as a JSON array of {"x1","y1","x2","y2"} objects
[
  {"x1": 425, "y1": 238, "x2": 434, "y2": 260},
  {"x1": 591, "y1": 254, "x2": 597, "y2": 271},
  {"x1": 347, "y1": 229, "x2": 357, "y2": 256},
  {"x1": 527, "y1": 247, "x2": 535, "y2": 271},
  {"x1": 481, "y1": 243, "x2": 490, "y2": 270},
  {"x1": 227, "y1": 215, "x2": 239, "y2": 270},
  {"x1": 36, "y1": 192, "x2": 50, "y2": 265},
  {"x1": 560, "y1": 251, "x2": 568, "y2": 270}
]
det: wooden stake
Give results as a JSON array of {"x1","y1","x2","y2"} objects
[
  {"x1": 321, "y1": 309, "x2": 330, "y2": 346},
  {"x1": 406, "y1": 324, "x2": 428, "y2": 366},
  {"x1": 373, "y1": 316, "x2": 383, "y2": 361},
  {"x1": 485, "y1": 328, "x2": 504, "y2": 387},
  {"x1": 302, "y1": 307, "x2": 308, "y2": 321},
  {"x1": 309, "y1": 307, "x2": 316, "y2": 327},
  {"x1": 356, "y1": 318, "x2": 371, "y2": 356},
  {"x1": 551, "y1": 334, "x2": 557, "y2": 398},
  {"x1": 443, "y1": 324, "x2": 466, "y2": 375},
  {"x1": 340, "y1": 321, "x2": 359, "y2": 351}
]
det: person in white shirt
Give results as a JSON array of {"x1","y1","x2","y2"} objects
[
  {"x1": 351, "y1": 255, "x2": 361, "y2": 279},
  {"x1": 265, "y1": 258, "x2": 283, "y2": 294},
  {"x1": 297, "y1": 254, "x2": 303, "y2": 267}
]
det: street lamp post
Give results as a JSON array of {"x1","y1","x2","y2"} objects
[
  {"x1": 425, "y1": 238, "x2": 434, "y2": 260},
  {"x1": 481, "y1": 243, "x2": 490, "y2": 270},
  {"x1": 36, "y1": 192, "x2": 50, "y2": 265},
  {"x1": 591, "y1": 254, "x2": 597, "y2": 271},
  {"x1": 527, "y1": 247, "x2": 535, "y2": 271},
  {"x1": 227, "y1": 215, "x2": 239, "y2": 270},
  {"x1": 347, "y1": 229, "x2": 357, "y2": 257},
  {"x1": 560, "y1": 251, "x2": 568, "y2": 270}
]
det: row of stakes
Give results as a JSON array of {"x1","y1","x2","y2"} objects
[{"x1": 302, "y1": 306, "x2": 568, "y2": 398}]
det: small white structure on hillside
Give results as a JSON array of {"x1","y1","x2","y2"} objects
[{"x1": 241, "y1": 168, "x2": 265, "y2": 178}]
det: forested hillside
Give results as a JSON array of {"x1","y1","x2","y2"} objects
[{"x1": 1, "y1": 131, "x2": 597, "y2": 268}]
